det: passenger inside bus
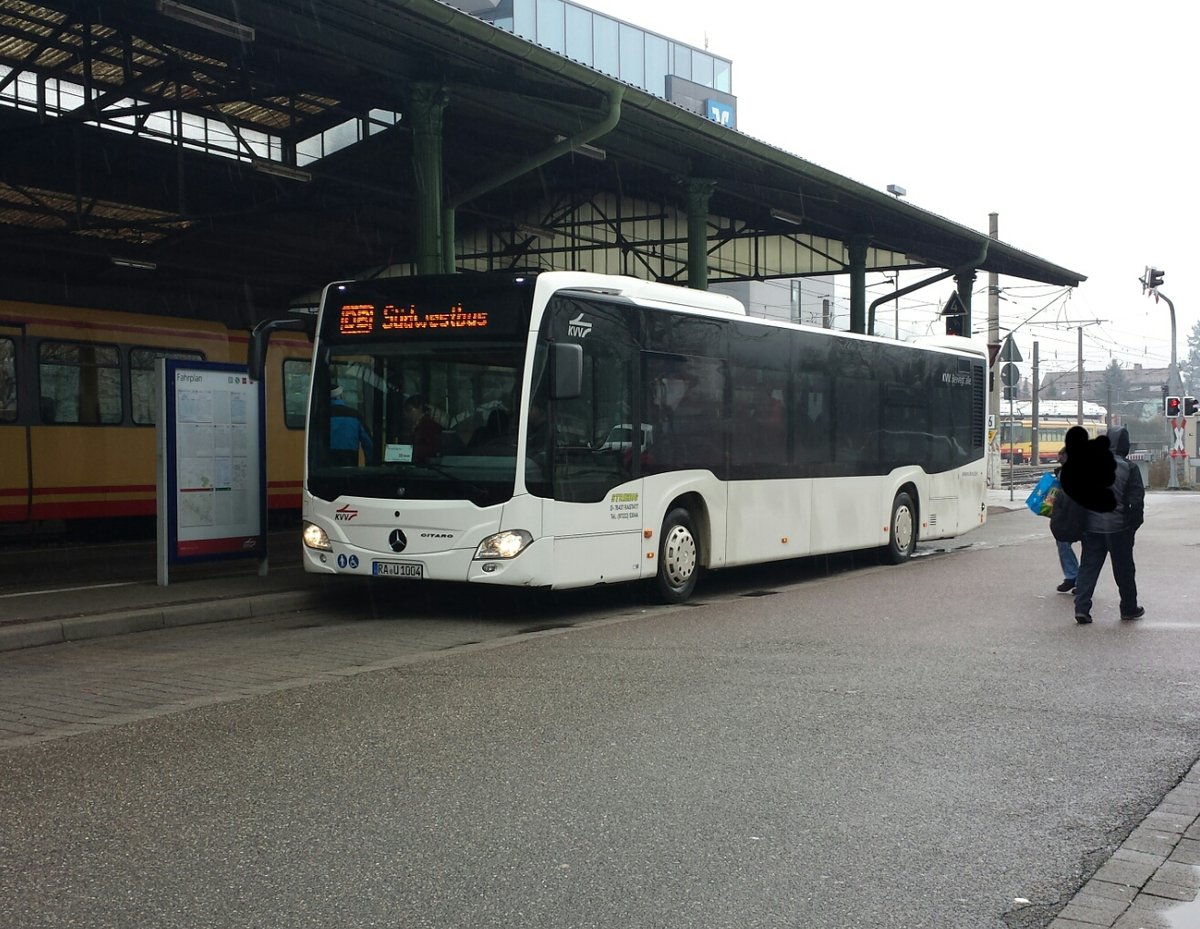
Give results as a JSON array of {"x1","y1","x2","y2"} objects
[
  {"x1": 467, "y1": 407, "x2": 512, "y2": 450},
  {"x1": 329, "y1": 385, "x2": 374, "y2": 466},
  {"x1": 402, "y1": 394, "x2": 441, "y2": 463}
]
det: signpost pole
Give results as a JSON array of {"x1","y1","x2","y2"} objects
[
  {"x1": 999, "y1": 335, "x2": 1023, "y2": 500},
  {"x1": 156, "y1": 358, "x2": 169, "y2": 587}
]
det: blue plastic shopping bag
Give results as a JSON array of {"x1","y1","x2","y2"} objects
[{"x1": 1025, "y1": 471, "x2": 1059, "y2": 517}]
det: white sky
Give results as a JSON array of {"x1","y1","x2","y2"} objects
[{"x1": 575, "y1": 0, "x2": 1198, "y2": 380}]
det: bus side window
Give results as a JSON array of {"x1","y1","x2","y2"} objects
[
  {"x1": 794, "y1": 375, "x2": 832, "y2": 471},
  {"x1": 538, "y1": 298, "x2": 636, "y2": 502}
]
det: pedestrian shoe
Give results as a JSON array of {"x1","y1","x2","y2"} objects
[
  {"x1": 1075, "y1": 613, "x2": 1093, "y2": 624},
  {"x1": 1056, "y1": 579, "x2": 1076, "y2": 593},
  {"x1": 1121, "y1": 607, "x2": 1146, "y2": 621}
]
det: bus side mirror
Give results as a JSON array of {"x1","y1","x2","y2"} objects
[
  {"x1": 552, "y1": 342, "x2": 583, "y2": 400},
  {"x1": 249, "y1": 317, "x2": 311, "y2": 382}
]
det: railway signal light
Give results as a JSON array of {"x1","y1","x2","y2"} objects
[
  {"x1": 1147, "y1": 267, "x2": 1165, "y2": 290},
  {"x1": 1185, "y1": 397, "x2": 1199, "y2": 417},
  {"x1": 1165, "y1": 396, "x2": 1182, "y2": 417}
]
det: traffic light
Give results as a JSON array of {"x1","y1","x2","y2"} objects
[
  {"x1": 1147, "y1": 267, "x2": 1165, "y2": 289},
  {"x1": 1165, "y1": 396, "x2": 1182, "y2": 417},
  {"x1": 1185, "y1": 397, "x2": 1199, "y2": 417}
]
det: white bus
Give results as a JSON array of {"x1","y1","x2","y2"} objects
[{"x1": 253, "y1": 271, "x2": 988, "y2": 603}]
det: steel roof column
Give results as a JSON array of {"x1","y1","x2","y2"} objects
[
  {"x1": 687, "y1": 178, "x2": 716, "y2": 290},
  {"x1": 848, "y1": 234, "x2": 869, "y2": 333},
  {"x1": 955, "y1": 269, "x2": 976, "y2": 337},
  {"x1": 409, "y1": 83, "x2": 449, "y2": 275}
]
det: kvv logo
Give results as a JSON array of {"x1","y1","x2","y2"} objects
[
  {"x1": 568, "y1": 313, "x2": 592, "y2": 339},
  {"x1": 335, "y1": 504, "x2": 359, "y2": 521}
]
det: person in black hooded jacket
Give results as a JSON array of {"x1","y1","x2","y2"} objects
[{"x1": 1072, "y1": 425, "x2": 1145, "y2": 624}]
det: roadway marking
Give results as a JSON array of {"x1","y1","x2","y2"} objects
[{"x1": 0, "y1": 581, "x2": 137, "y2": 599}]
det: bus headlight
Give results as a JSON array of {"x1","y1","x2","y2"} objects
[
  {"x1": 474, "y1": 529, "x2": 533, "y2": 560},
  {"x1": 302, "y1": 521, "x2": 332, "y2": 551}
]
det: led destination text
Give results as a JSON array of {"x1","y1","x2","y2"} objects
[{"x1": 338, "y1": 302, "x2": 490, "y2": 335}]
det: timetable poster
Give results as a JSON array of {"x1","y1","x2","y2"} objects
[{"x1": 162, "y1": 361, "x2": 266, "y2": 563}]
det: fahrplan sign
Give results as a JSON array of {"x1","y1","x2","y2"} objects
[{"x1": 156, "y1": 359, "x2": 267, "y2": 584}]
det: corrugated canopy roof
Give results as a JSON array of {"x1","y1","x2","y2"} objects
[{"x1": 0, "y1": 0, "x2": 1085, "y2": 325}]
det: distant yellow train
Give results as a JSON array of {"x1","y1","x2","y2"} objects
[
  {"x1": 0, "y1": 300, "x2": 310, "y2": 528},
  {"x1": 997, "y1": 401, "x2": 1108, "y2": 465}
]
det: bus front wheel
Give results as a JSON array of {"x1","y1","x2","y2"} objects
[
  {"x1": 655, "y1": 507, "x2": 702, "y2": 604},
  {"x1": 883, "y1": 491, "x2": 917, "y2": 564}
]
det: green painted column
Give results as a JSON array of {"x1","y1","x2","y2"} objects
[
  {"x1": 686, "y1": 178, "x2": 716, "y2": 290},
  {"x1": 408, "y1": 83, "x2": 449, "y2": 275},
  {"x1": 955, "y1": 269, "x2": 976, "y2": 337},
  {"x1": 848, "y1": 234, "x2": 870, "y2": 333}
]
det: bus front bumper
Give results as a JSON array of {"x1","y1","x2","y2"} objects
[{"x1": 301, "y1": 536, "x2": 553, "y2": 588}]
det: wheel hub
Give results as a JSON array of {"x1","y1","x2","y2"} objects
[
  {"x1": 663, "y1": 524, "x2": 697, "y2": 586},
  {"x1": 894, "y1": 506, "x2": 914, "y2": 552}
]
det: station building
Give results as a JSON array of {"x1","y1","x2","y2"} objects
[{"x1": 455, "y1": 0, "x2": 738, "y2": 128}]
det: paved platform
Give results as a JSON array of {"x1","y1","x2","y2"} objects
[
  {"x1": 0, "y1": 489, "x2": 1031, "y2": 655},
  {"x1": 0, "y1": 524, "x2": 346, "y2": 654}
]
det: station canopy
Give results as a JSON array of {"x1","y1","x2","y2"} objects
[{"x1": 0, "y1": 0, "x2": 1085, "y2": 325}]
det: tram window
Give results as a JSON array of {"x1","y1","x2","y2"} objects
[
  {"x1": 130, "y1": 347, "x2": 205, "y2": 425},
  {"x1": 0, "y1": 338, "x2": 15, "y2": 422},
  {"x1": 282, "y1": 358, "x2": 310, "y2": 429},
  {"x1": 38, "y1": 341, "x2": 121, "y2": 424}
]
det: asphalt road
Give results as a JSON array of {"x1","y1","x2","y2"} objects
[{"x1": 2, "y1": 496, "x2": 1199, "y2": 929}]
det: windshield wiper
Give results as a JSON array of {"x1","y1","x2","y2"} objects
[{"x1": 406, "y1": 461, "x2": 494, "y2": 503}]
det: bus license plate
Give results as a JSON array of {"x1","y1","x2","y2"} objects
[{"x1": 372, "y1": 561, "x2": 423, "y2": 578}]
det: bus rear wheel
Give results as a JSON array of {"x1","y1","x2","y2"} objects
[
  {"x1": 655, "y1": 507, "x2": 702, "y2": 604},
  {"x1": 882, "y1": 491, "x2": 917, "y2": 564}
]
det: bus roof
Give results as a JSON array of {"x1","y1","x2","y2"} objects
[{"x1": 536, "y1": 271, "x2": 746, "y2": 316}]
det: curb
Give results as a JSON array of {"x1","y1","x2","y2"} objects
[{"x1": 0, "y1": 590, "x2": 320, "y2": 654}]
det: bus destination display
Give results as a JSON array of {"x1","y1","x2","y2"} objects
[{"x1": 337, "y1": 302, "x2": 490, "y2": 336}]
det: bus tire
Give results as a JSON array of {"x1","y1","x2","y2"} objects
[
  {"x1": 883, "y1": 491, "x2": 917, "y2": 564},
  {"x1": 654, "y1": 506, "x2": 702, "y2": 603}
]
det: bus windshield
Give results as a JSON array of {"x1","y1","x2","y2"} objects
[
  {"x1": 308, "y1": 341, "x2": 526, "y2": 507},
  {"x1": 305, "y1": 275, "x2": 538, "y2": 507}
]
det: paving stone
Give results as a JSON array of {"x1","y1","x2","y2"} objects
[
  {"x1": 1151, "y1": 861, "x2": 1200, "y2": 890},
  {"x1": 1114, "y1": 848, "x2": 1166, "y2": 866},
  {"x1": 1082, "y1": 881, "x2": 1138, "y2": 904},
  {"x1": 1057, "y1": 892, "x2": 1130, "y2": 924},
  {"x1": 1112, "y1": 893, "x2": 1177, "y2": 929},
  {"x1": 1112, "y1": 910, "x2": 1172, "y2": 929},
  {"x1": 1123, "y1": 828, "x2": 1182, "y2": 858},
  {"x1": 1140, "y1": 811, "x2": 1190, "y2": 834},
  {"x1": 1094, "y1": 857, "x2": 1158, "y2": 890},
  {"x1": 1158, "y1": 801, "x2": 1200, "y2": 820},
  {"x1": 1141, "y1": 880, "x2": 1196, "y2": 902},
  {"x1": 1169, "y1": 838, "x2": 1200, "y2": 867}
]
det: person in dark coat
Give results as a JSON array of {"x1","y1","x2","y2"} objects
[
  {"x1": 1053, "y1": 447, "x2": 1078, "y2": 594},
  {"x1": 1073, "y1": 425, "x2": 1145, "y2": 624}
]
